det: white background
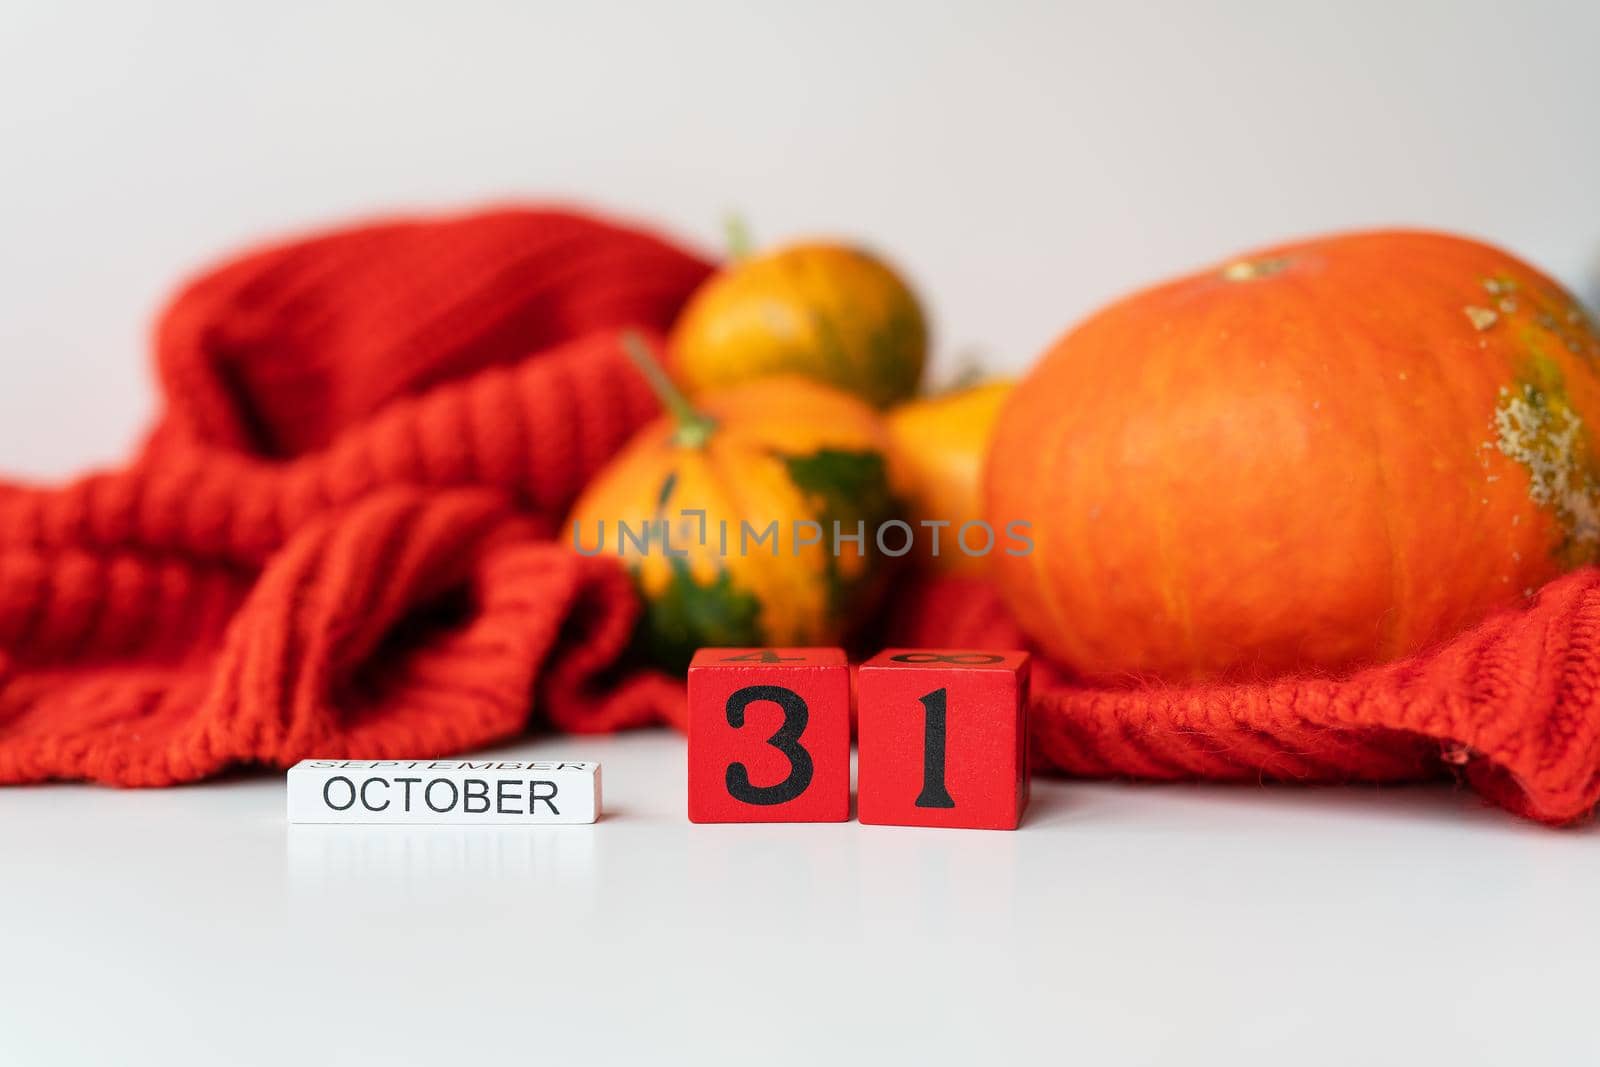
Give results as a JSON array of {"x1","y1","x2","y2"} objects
[
  {"x1": 3, "y1": 3, "x2": 1600, "y2": 1064},
  {"x1": 3, "y1": 0, "x2": 1598, "y2": 478},
  {"x1": 5, "y1": 732, "x2": 1599, "y2": 1066}
]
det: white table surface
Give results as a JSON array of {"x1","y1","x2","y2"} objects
[{"x1": 2, "y1": 728, "x2": 1595, "y2": 1066}]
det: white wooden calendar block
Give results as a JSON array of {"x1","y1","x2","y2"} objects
[{"x1": 287, "y1": 759, "x2": 601, "y2": 825}]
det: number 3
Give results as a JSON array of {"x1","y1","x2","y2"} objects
[{"x1": 725, "y1": 685, "x2": 812, "y2": 805}]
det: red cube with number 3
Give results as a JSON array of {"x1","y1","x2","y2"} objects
[
  {"x1": 687, "y1": 648, "x2": 851, "y2": 823},
  {"x1": 857, "y1": 649, "x2": 1030, "y2": 830}
]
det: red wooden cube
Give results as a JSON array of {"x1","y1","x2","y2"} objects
[
  {"x1": 687, "y1": 648, "x2": 851, "y2": 823},
  {"x1": 856, "y1": 649, "x2": 1030, "y2": 830}
]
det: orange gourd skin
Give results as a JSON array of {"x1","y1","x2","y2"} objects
[
  {"x1": 885, "y1": 381, "x2": 1013, "y2": 575},
  {"x1": 669, "y1": 243, "x2": 927, "y2": 408},
  {"x1": 986, "y1": 230, "x2": 1600, "y2": 683},
  {"x1": 568, "y1": 374, "x2": 898, "y2": 670}
]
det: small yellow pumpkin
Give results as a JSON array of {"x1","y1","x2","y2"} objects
[
  {"x1": 885, "y1": 380, "x2": 1014, "y2": 575},
  {"x1": 669, "y1": 240, "x2": 928, "y2": 408},
  {"x1": 569, "y1": 334, "x2": 899, "y2": 669}
]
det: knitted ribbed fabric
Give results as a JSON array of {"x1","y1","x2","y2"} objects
[
  {"x1": 885, "y1": 574, "x2": 1600, "y2": 825},
  {"x1": 0, "y1": 208, "x2": 712, "y2": 786},
  {"x1": 1, "y1": 206, "x2": 1595, "y2": 825}
]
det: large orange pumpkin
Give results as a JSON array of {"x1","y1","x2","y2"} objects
[
  {"x1": 986, "y1": 230, "x2": 1600, "y2": 683},
  {"x1": 569, "y1": 336, "x2": 898, "y2": 670}
]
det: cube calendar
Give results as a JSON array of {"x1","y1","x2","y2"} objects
[
  {"x1": 287, "y1": 759, "x2": 601, "y2": 825},
  {"x1": 856, "y1": 649, "x2": 1030, "y2": 830},
  {"x1": 687, "y1": 647, "x2": 851, "y2": 823}
]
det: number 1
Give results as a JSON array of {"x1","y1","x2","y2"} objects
[{"x1": 915, "y1": 687, "x2": 955, "y2": 808}]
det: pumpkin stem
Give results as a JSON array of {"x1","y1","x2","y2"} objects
[
  {"x1": 724, "y1": 213, "x2": 754, "y2": 261},
  {"x1": 621, "y1": 331, "x2": 716, "y2": 448},
  {"x1": 945, "y1": 347, "x2": 991, "y2": 392}
]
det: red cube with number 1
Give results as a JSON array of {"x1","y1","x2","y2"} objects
[
  {"x1": 857, "y1": 649, "x2": 1030, "y2": 830},
  {"x1": 687, "y1": 648, "x2": 851, "y2": 823}
]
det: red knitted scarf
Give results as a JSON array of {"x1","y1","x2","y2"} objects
[{"x1": 1, "y1": 207, "x2": 1595, "y2": 825}]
